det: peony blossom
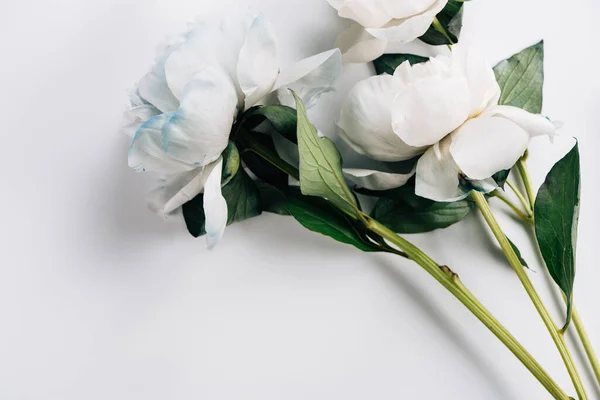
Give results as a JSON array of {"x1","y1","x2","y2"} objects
[
  {"x1": 124, "y1": 10, "x2": 341, "y2": 248},
  {"x1": 327, "y1": 0, "x2": 448, "y2": 63},
  {"x1": 337, "y1": 44, "x2": 557, "y2": 201}
]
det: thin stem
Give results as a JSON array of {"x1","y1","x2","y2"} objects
[
  {"x1": 471, "y1": 191, "x2": 588, "y2": 400},
  {"x1": 517, "y1": 159, "x2": 536, "y2": 211},
  {"x1": 431, "y1": 17, "x2": 454, "y2": 48},
  {"x1": 491, "y1": 190, "x2": 532, "y2": 223},
  {"x1": 506, "y1": 180, "x2": 534, "y2": 217},
  {"x1": 366, "y1": 217, "x2": 570, "y2": 400},
  {"x1": 572, "y1": 307, "x2": 600, "y2": 385}
]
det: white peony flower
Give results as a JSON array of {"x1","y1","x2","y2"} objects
[
  {"x1": 337, "y1": 44, "x2": 557, "y2": 201},
  {"x1": 327, "y1": 0, "x2": 448, "y2": 63},
  {"x1": 125, "y1": 10, "x2": 341, "y2": 248}
]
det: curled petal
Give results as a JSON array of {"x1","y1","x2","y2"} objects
[
  {"x1": 123, "y1": 104, "x2": 160, "y2": 138},
  {"x1": 275, "y1": 49, "x2": 342, "y2": 108},
  {"x1": 343, "y1": 168, "x2": 415, "y2": 191},
  {"x1": 237, "y1": 14, "x2": 280, "y2": 109},
  {"x1": 366, "y1": 0, "x2": 447, "y2": 45},
  {"x1": 450, "y1": 116, "x2": 529, "y2": 180},
  {"x1": 391, "y1": 76, "x2": 470, "y2": 147},
  {"x1": 450, "y1": 44, "x2": 501, "y2": 116},
  {"x1": 128, "y1": 113, "x2": 194, "y2": 174},
  {"x1": 147, "y1": 166, "x2": 212, "y2": 216},
  {"x1": 203, "y1": 158, "x2": 228, "y2": 249},
  {"x1": 483, "y1": 105, "x2": 558, "y2": 139},
  {"x1": 335, "y1": 23, "x2": 387, "y2": 63},
  {"x1": 338, "y1": 75, "x2": 425, "y2": 161},
  {"x1": 382, "y1": 0, "x2": 438, "y2": 19},
  {"x1": 415, "y1": 137, "x2": 467, "y2": 202},
  {"x1": 162, "y1": 66, "x2": 238, "y2": 167},
  {"x1": 138, "y1": 54, "x2": 180, "y2": 113}
]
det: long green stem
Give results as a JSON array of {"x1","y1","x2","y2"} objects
[
  {"x1": 506, "y1": 180, "x2": 534, "y2": 217},
  {"x1": 515, "y1": 159, "x2": 600, "y2": 388},
  {"x1": 238, "y1": 135, "x2": 571, "y2": 399},
  {"x1": 365, "y1": 217, "x2": 570, "y2": 400},
  {"x1": 573, "y1": 308, "x2": 600, "y2": 385},
  {"x1": 471, "y1": 191, "x2": 587, "y2": 400}
]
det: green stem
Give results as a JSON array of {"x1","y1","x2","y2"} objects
[
  {"x1": 491, "y1": 190, "x2": 532, "y2": 223},
  {"x1": 366, "y1": 217, "x2": 570, "y2": 400},
  {"x1": 471, "y1": 191, "x2": 588, "y2": 400},
  {"x1": 572, "y1": 307, "x2": 600, "y2": 386},
  {"x1": 517, "y1": 157, "x2": 600, "y2": 388},
  {"x1": 517, "y1": 159, "x2": 536, "y2": 211},
  {"x1": 506, "y1": 180, "x2": 534, "y2": 217},
  {"x1": 237, "y1": 134, "x2": 571, "y2": 399},
  {"x1": 431, "y1": 17, "x2": 455, "y2": 47}
]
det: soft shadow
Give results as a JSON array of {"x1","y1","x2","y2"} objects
[{"x1": 372, "y1": 255, "x2": 519, "y2": 400}]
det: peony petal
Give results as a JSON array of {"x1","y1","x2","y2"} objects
[
  {"x1": 415, "y1": 137, "x2": 467, "y2": 202},
  {"x1": 382, "y1": 0, "x2": 438, "y2": 20},
  {"x1": 337, "y1": 74, "x2": 425, "y2": 161},
  {"x1": 203, "y1": 157, "x2": 228, "y2": 249},
  {"x1": 123, "y1": 104, "x2": 160, "y2": 138},
  {"x1": 147, "y1": 167, "x2": 212, "y2": 216},
  {"x1": 335, "y1": 23, "x2": 387, "y2": 63},
  {"x1": 393, "y1": 57, "x2": 449, "y2": 84},
  {"x1": 366, "y1": 0, "x2": 447, "y2": 45},
  {"x1": 344, "y1": 168, "x2": 415, "y2": 191},
  {"x1": 138, "y1": 54, "x2": 180, "y2": 113},
  {"x1": 450, "y1": 44, "x2": 501, "y2": 116},
  {"x1": 128, "y1": 113, "x2": 194, "y2": 174},
  {"x1": 162, "y1": 66, "x2": 238, "y2": 167},
  {"x1": 237, "y1": 14, "x2": 280, "y2": 109},
  {"x1": 330, "y1": 0, "x2": 393, "y2": 28},
  {"x1": 450, "y1": 116, "x2": 529, "y2": 180},
  {"x1": 275, "y1": 49, "x2": 342, "y2": 108},
  {"x1": 482, "y1": 105, "x2": 557, "y2": 139},
  {"x1": 391, "y1": 75, "x2": 470, "y2": 147}
]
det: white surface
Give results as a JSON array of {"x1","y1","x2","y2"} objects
[{"x1": 1, "y1": 0, "x2": 599, "y2": 399}]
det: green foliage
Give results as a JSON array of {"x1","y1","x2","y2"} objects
[
  {"x1": 419, "y1": 1, "x2": 464, "y2": 45},
  {"x1": 373, "y1": 54, "x2": 428, "y2": 75},
  {"x1": 534, "y1": 142, "x2": 580, "y2": 327}
]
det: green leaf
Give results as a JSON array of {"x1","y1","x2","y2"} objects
[
  {"x1": 256, "y1": 182, "x2": 292, "y2": 216},
  {"x1": 373, "y1": 54, "x2": 429, "y2": 75},
  {"x1": 534, "y1": 142, "x2": 580, "y2": 327},
  {"x1": 292, "y1": 91, "x2": 359, "y2": 218},
  {"x1": 371, "y1": 178, "x2": 473, "y2": 233},
  {"x1": 183, "y1": 167, "x2": 262, "y2": 238},
  {"x1": 245, "y1": 105, "x2": 298, "y2": 144},
  {"x1": 221, "y1": 142, "x2": 240, "y2": 186},
  {"x1": 492, "y1": 169, "x2": 511, "y2": 189},
  {"x1": 493, "y1": 41, "x2": 544, "y2": 114},
  {"x1": 419, "y1": 1, "x2": 464, "y2": 46},
  {"x1": 507, "y1": 236, "x2": 529, "y2": 269},
  {"x1": 239, "y1": 130, "x2": 288, "y2": 188},
  {"x1": 286, "y1": 196, "x2": 378, "y2": 252}
]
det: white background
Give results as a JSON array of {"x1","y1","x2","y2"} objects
[{"x1": 1, "y1": 0, "x2": 599, "y2": 399}]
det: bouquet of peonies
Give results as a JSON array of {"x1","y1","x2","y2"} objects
[{"x1": 123, "y1": 2, "x2": 598, "y2": 399}]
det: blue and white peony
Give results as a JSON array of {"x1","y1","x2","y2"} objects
[
  {"x1": 337, "y1": 44, "x2": 558, "y2": 201},
  {"x1": 124, "y1": 11, "x2": 341, "y2": 248}
]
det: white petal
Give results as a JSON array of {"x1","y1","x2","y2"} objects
[
  {"x1": 392, "y1": 57, "x2": 448, "y2": 84},
  {"x1": 332, "y1": 0, "x2": 393, "y2": 28},
  {"x1": 147, "y1": 167, "x2": 213, "y2": 216},
  {"x1": 138, "y1": 54, "x2": 180, "y2": 113},
  {"x1": 203, "y1": 157, "x2": 228, "y2": 249},
  {"x1": 162, "y1": 66, "x2": 238, "y2": 167},
  {"x1": 450, "y1": 44, "x2": 501, "y2": 116},
  {"x1": 344, "y1": 168, "x2": 415, "y2": 190},
  {"x1": 450, "y1": 116, "x2": 529, "y2": 180},
  {"x1": 128, "y1": 113, "x2": 194, "y2": 174},
  {"x1": 123, "y1": 104, "x2": 160, "y2": 138},
  {"x1": 338, "y1": 75, "x2": 425, "y2": 161},
  {"x1": 335, "y1": 23, "x2": 387, "y2": 63},
  {"x1": 275, "y1": 49, "x2": 342, "y2": 108},
  {"x1": 382, "y1": 0, "x2": 438, "y2": 19},
  {"x1": 415, "y1": 137, "x2": 467, "y2": 202},
  {"x1": 482, "y1": 105, "x2": 557, "y2": 139},
  {"x1": 237, "y1": 14, "x2": 280, "y2": 109},
  {"x1": 391, "y1": 75, "x2": 470, "y2": 147},
  {"x1": 366, "y1": 0, "x2": 447, "y2": 45}
]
